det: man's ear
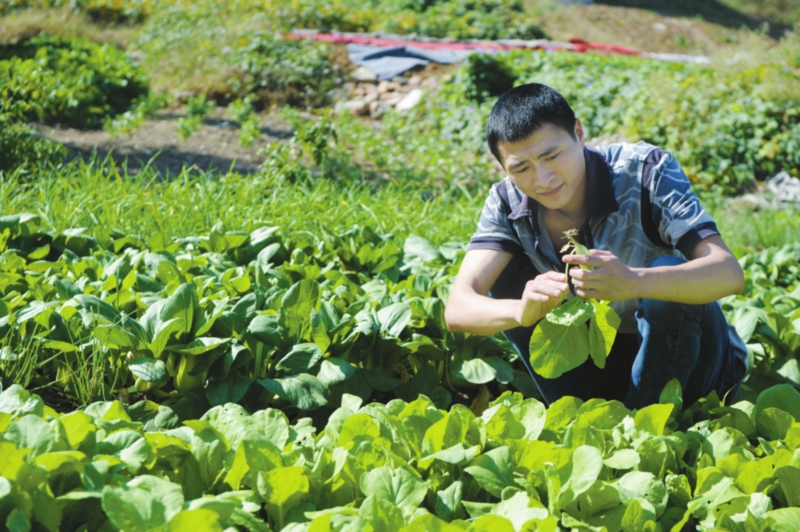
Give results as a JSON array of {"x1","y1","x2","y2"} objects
[
  {"x1": 575, "y1": 118, "x2": 586, "y2": 147},
  {"x1": 574, "y1": 119, "x2": 585, "y2": 146}
]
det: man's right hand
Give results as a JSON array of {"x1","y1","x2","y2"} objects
[
  {"x1": 446, "y1": 249, "x2": 568, "y2": 335},
  {"x1": 513, "y1": 271, "x2": 569, "y2": 327}
]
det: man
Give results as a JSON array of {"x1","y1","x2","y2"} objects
[{"x1": 444, "y1": 83, "x2": 748, "y2": 409}]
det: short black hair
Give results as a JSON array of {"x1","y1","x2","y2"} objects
[{"x1": 487, "y1": 83, "x2": 577, "y2": 167}]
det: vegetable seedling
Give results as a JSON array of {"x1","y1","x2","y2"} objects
[{"x1": 528, "y1": 229, "x2": 621, "y2": 379}]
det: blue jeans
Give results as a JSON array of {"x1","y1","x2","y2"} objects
[{"x1": 490, "y1": 253, "x2": 745, "y2": 409}]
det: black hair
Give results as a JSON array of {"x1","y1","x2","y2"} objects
[{"x1": 486, "y1": 83, "x2": 577, "y2": 167}]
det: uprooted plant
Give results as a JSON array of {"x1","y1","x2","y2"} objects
[{"x1": 528, "y1": 229, "x2": 622, "y2": 379}]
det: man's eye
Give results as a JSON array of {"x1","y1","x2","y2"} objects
[
  {"x1": 516, "y1": 166, "x2": 528, "y2": 172},
  {"x1": 546, "y1": 153, "x2": 559, "y2": 161}
]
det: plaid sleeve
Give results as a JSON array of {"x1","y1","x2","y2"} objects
[
  {"x1": 467, "y1": 182, "x2": 524, "y2": 255},
  {"x1": 650, "y1": 151, "x2": 720, "y2": 257}
]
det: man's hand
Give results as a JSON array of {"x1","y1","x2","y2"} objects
[
  {"x1": 513, "y1": 271, "x2": 570, "y2": 327},
  {"x1": 562, "y1": 250, "x2": 640, "y2": 301}
]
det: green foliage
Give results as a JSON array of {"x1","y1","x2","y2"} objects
[
  {"x1": 529, "y1": 231, "x2": 621, "y2": 379},
  {"x1": 4, "y1": 380, "x2": 800, "y2": 531},
  {"x1": 104, "y1": 91, "x2": 171, "y2": 137},
  {"x1": 417, "y1": 49, "x2": 800, "y2": 194},
  {"x1": 380, "y1": 0, "x2": 545, "y2": 40},
  {"x1": 0, "y1": 0, "x2": 154, "y2": 23},
  {"x1": 0, "y1": 35, "x2": 150, "y2": 129},
  {"x1": 228, "y1": 97, "x2": 261, "y2": 147},
  {"x1": 0, "y1": 114, "x2": 67, "y2": 173},
  {"x1": 0, "y1": 214, "x2": 521, "y2": 413},
  {"x1": 176, "y1": 94, "x2": 214, "y2": 140},
  {"x1": 230, "y1": 33, "x2": 341, "y2": 108}
]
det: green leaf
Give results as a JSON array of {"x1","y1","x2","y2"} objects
[
  {"x1": 454, "y1": 357, "x2": 508, "y2": 385},
  {"x1": 529, "y1": 318, "x2": 590, "y2": 379},
  {"x1": 257, "y1": 467, "x2": 309, "y2": 530},
  {"x1": 275, "y1": 343, "x2": 323, "y2": 374},
  {"x1": 434, "y1": 480, "x2": 463, "y2": 521},
  {"x1": 544, "y1": 396, "x2": 583, "y2": 432},
  {"x1": 558, "y1": 445, "x2": 603, "y2": 507},
  {"x1": 755, "y1": 384, "x2": 800, "y2": 422},
  {"x1": 360, "y1": 466, "x2": 427, "y2": 508},
  {"x1": 604, "y1": 449, "x2": 640, "y2": 470},
  {"x1": 546, "y1": 296, "x2": 594, "y2": 326},
  {"x1": 510, "y1": 399, "x2": 546, "y2": 440},
  {"x1": 168, "y1": 337, "x2": 230, "y2": 355},
  {"x1": 317, "y1": 357, "x2": 356, "y2": 386},
  {"x1": 167, "y1": 509, "x2": 222, "y2": 532},
  {"x1": 620, "y1": 498, "x2": 656, "y2": 532},
  {"x1": 279, "y1": 279, "x2": 320, "y2": 341},
  {"x1": 775, "y1": 466, "x2": 800, "y2": 507},
  {"x1": 464, "y1": 446, "x2": 515, "y2": 498},
  {"x1": 634, "y1": 403, "x2": 674, "y2": 436},
  {"x1": 588, "y1": 300, "x2": 620, "y2": 369},
  {"x1": 205, "y1": 373, "x2": 253, "y2": 407},
  {"x1": 101, "y1": 485, "x2": 166, "y2": 532},
  {"x1": 757, "y1": 407, "x2": 794, "y2": 440},
  {"x1": 404, "y1": 235, "x2": 443, "y2": 263},
  {"x1": 247, "y1": 313, "x2": 283, "y2": 345},
  {"x1": 129, "y1": 358, "x2": 168, "y2": 383},
  {"x1": 258, "y1": 373, "x2": 330, "y2": 410},
  {"x1": 377, "y1": 302, "x2": 412, "y2": 337},
  {"x1": 490, "y1": 491, "x2": 549, "y2": 530},
  {"x1": 659, "y1": 378, "x2": 683, "y2": 414},
  {"x1": 763, "y1": 507, "x2": 800, "y2": 531}
]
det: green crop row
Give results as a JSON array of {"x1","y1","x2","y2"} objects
[
  {"x1": 5, "y1": 376, "x2": 800, "y2": 531},
  {"x1": 0, "y1": 213, "x2": 532, "y2": 419}
]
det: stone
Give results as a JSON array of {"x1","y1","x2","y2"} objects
[
  {"x1": 363, "y1": 92, "x2": 379, "y2": 104},
  {"x1": 338, "y1": 98, "x2": 369, "y2": 116},
  {"x1": 350, "y1": 66, "x2": 378, "y2": 82},
  {"x1": 767, "y1": 171, "x2": 800, "y2": 205},
  {"x1": 370, "y1": 100, "x2": 391, "y2": 119},
  {"x1": 377, "y1": 80, "x2": 391, "y2": 94},
  {"x1": 395, "y1": 89, "x2": 424, "y2": 112},
  {"x1": 392, "y1": 76, "x2": 408, "y2": 85},
  {"x1": 408, "y1": 75, "x2": 423, "y2": 87}
]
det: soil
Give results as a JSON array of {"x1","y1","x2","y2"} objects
[{"x1": 34, "y1": 108, "x2": 294, "y2": 177}]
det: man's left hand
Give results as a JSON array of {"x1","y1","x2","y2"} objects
[{"x1": 562, "y1": 250, "x2": 640, "y2": 301}]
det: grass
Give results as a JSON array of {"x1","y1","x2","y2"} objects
[
  {"x1": 3, "y1": 155, "x2": 798, "y2": 255},
  {"x1": 0, "y1": 157, "x2": 482, "y2": 246},
  {"x1": 0, "y1": 7, "x2": 141, "y2": 48}
]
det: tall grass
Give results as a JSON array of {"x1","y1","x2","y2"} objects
[
  {"x1": 3, "y1": 156, "x2": 798, "y2": 253},
  {"x1": 1, "y1": 157, "x2": 483, "y2": 245}
]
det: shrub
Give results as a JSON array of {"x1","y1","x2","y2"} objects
[
  {"x1": 0, "y1": 35, "x2": 149, "y2": 128},
  {"x1": 0, "y1": 113, "x2": 67, "y2": 173},
  {"x1": 415, "y1": 49, "x2": 800, "y2": 194}
]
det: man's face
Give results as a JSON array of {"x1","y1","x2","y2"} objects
[{"x1": 497, "y1": 120, "x2": 586, "y2": 212}]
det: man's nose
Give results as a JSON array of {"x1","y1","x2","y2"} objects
[{"x1": 534, "y1": 163, "x2": 557, "y2": 187}]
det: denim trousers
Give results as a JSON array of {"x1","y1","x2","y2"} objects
[{"x1": 490, "y1": 252, "x2": 746, "y2": 409}]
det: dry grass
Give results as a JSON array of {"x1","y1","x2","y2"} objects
[{"x1": 0, "y1": 7, "x2": 141, "y2": 48}]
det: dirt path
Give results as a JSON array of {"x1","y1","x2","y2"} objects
[{"x1": 34, "y1": 109, "x2": 294, "y2": 177}]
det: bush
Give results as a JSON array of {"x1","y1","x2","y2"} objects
[
  {"x1": 379, "y1": 0, "x2": 545, "y2": 40},
  {"x1": 0, "y1": 35, "x2": 150, "y2": 128},
  {"x1": 0, "y1": 114, "x2": 67, "y2": 173},
  {"x1": 415, "y1": 49, "x2": 800, "y2": 194},
  {"x1": 231, "y1": 34, "x2": 341, "y2": 108},
  {"x1": 0, "y1": 0, "x2": 153, "y2": 23}
]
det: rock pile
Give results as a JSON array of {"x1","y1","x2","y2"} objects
[{"x1": 335, "y1": 71, "x2": 437, "y2": 118}]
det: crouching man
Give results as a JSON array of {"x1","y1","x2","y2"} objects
[{"x1": 444, "y1": 83, "x2": 748, "y2": 409}]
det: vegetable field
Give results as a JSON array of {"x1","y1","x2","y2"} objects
[{"x1": 2, "y1": 0, "x2": 800, "y2": 530}]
